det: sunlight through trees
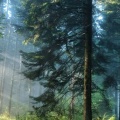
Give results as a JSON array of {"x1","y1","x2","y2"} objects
[{"x1": 0, "y1": 0, "x2": 119, "y2": 120}]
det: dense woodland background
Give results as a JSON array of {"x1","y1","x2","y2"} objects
[{"x1": 0, "y1": 0, "x2": 120, "y2": 120}]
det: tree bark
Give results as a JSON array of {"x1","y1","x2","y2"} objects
[
  {"x1": 69, "y1": 77, "x2": 75, "y2": 120},
  {"x1": 83, "y1": 0, "x2": 92, "y2": 120},
  {"x1": 115, "y1": 86, "x2": 119, "y2": 120},
  {"x1": 8, "y1": 39, "x2": 17, "y2": 116}
]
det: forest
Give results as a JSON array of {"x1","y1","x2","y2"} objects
[{"x1": 0, "y1": 0, "x2": 120, "y2": 120}]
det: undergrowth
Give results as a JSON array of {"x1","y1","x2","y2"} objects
[{"x1": 0, "y1": 112, "x2": 116, "y2": 120}]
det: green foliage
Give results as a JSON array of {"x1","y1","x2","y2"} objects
[
  {"x1": 93, "y1": 114, "x2": 108, "y2": 120},
  {"x1": 108, "y1": 116, "x2": 116, "y2": 120},
  {"x1": 46, "y1": 112, "x2": 68, "y2": 120},
  {"x1": 0, "y1": 18, "x2": 3, "y2": 38},
  {"x1": 92, "y1": 92, "x2": 103, "y2": 108},
  {"x1": 16, "y1": 112, "x2": 39, "y2": 120},
  {"x1": 0, "y1": 111, "x2": 15, "y2": 120},
  {"x1": 15, "y1": 111, "x2": 68, "y2": 120},
  {"x1": 92, "y1": 90, "x2": 114, "y2": 118},
  {"x1": 0, "y1": 9, "x2": 4, "y2": 38},
  {"x1": 93, "y1": 114, "x2": 116, "y2": 120}
]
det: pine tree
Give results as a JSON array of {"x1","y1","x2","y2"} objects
[
  {"x1": 101, "y1": 0, "x2": 120, "y2": 118},
  {"x1": 19, "y1": 1, "x2": 86, "y2": 117},
  {"x1": 17, "y1": 0, "x2": 118, "y2": 119}
]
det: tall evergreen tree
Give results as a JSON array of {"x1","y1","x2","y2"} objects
[
  {"x1": 101, "y1": 0, "x2": 120, "y2": 118},
  {"x1": 17, "y1": 0, "x2": 118, "y2": 119},
  {"x1": 83, "y1": 0, "x2": 92, "y2": 119}
]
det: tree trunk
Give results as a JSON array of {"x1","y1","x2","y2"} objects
[
  {"x1": 8, "y1": 38, "x2": 17, "y2": 116},
  {"x1": 18, "y1": 55, "x2": 22, "y2": 105},
  {"x1": 83, "y1": 0, "x2": 92, "y2": 120},
  {"x1": 8, "y1": 72, "x2": 14, "y2": 116},
  {"x1": 115, "y1": 86, "x2": 119, "y2": 120},
  {"x1": 69, "y1": 77, "x2": 75, "y2": 120},
  {"x1": 28, "y1": 80, "x2": 32, "y2": 110}
]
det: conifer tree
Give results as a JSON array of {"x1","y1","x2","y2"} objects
[{"x1": 17, "y1": 0, "x2": 118, "y2": 119}]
